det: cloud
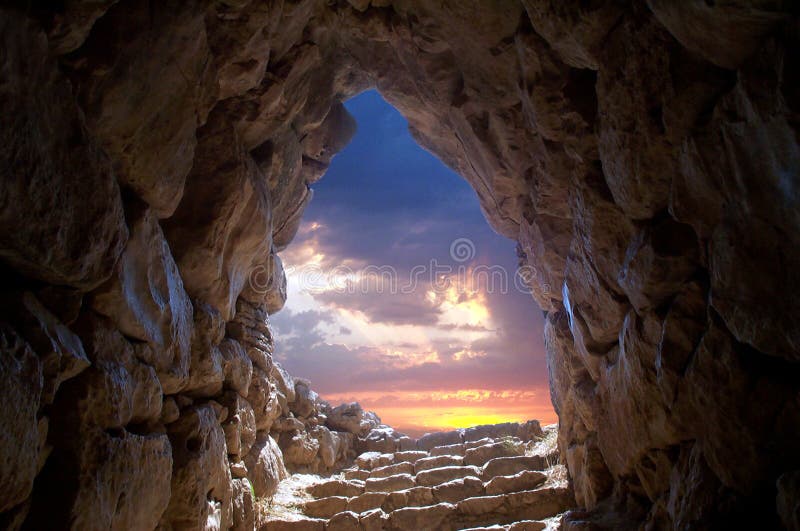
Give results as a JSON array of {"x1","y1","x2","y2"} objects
[
  {"x1": 313, "y1": 289, "x2": 442, "y2": 326},
  {"x1": 271, "y1": 89, "x2": 553, "y2": 432}
]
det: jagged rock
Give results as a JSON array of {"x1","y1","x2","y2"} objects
[
  {"x1": 91, "y1": 202, "x2": 193, "y2": 389},
  {"x1": 647, "y1": 0, "x2": 789, "y2": 70},
  {"x1": 220, "y1": 391, "x2": 257, "y2": 459},
  {"x1": 245, "y1": 432, "x2": 287, "y2": 498},
  {"x1": 327, "y1": 402, "x2": 378, "y2": 436},
  {"x1": 0, "y1": 2, "x2": 798, "y2": 528},
  {"x1": 182, "y1": 301, "x2": 225, "y2": 397},
  {"x1": 68, "y1": 315, "x2": 163, "y2": 428},
  {"x1": 248, "y1": 366, "x2": 282, "y2": 431},
  {"x1": 219, "y1": 338, "x2": 253, "y2": 397},
  {"x1": 231, "y1": 478, "x2": 255, "y2": 531},
  {"x1": 163, "y1": 112, "x2": 271, "y2": 321},
  {"x1": 280, "y1": 430, "x2": 320, "y2": 468},
  {"x1": 417, "y1": 430, "x2": 463, "y2": 451},
  {"x1": 0, "y1": 324, "x2": 42, "y2": 513},
  {"x1": 0, "y1": 10, "x2": 127, "y2": 291},
  {"x1": 30, "y1": 428, "x2": 173, "y2": 530},
  {"x1": 227, "y1": 298, "x2": 276, "y2": 372},
  {"x1": 291, "y1": 379, "x2": 319, "y2": 419},
  {"x1": 163, "y1": 404, "x2": 232, "y2": 529},
  {"x1": 65, "y1": 0, "x2": 216, "y2": 218},
  {"x1": 1, "y1": 291, "x2": 90, "y2": 405}
]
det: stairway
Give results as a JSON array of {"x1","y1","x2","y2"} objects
[{"x1": 261, "y1": 426, "x2": 573, "y2": 530}]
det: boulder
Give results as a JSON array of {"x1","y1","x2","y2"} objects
[
  {"x1": 231, "y1": 478, "x2": 255, "y2": 531},
  {"x1": 163, "y1": 404, "x2": 232, "y2": 529},
  {"x1": 245, "y1": 433, "x2": 287, "y2": 498}
]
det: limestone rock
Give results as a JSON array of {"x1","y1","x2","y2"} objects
[
  {"x1": 327, "y1": 402, "x2": 378, "y2": 436},
  {"x1": 647, "y1": 0, "x2": 790, "y2": 69},
  {"x1": 90, "y1": 202, "x2": 193, "y2": 389},
  {"x1": 231, "y1": 478, "x2": 255, "y2": 531},
  {"x1": 0, "y1": 10, "x2": 127, "y2": 290},
  {"x1": 65, "y1": 0, "x2": 216, "y2": 217},
  {"x1": 1, "y1": 291, "x2": 90, "y2": 405},
  {"x1": 163, "y1": 112, "x2": 272, "y2": 321},
  {"x1": 219, "y1": 338, "x2": 253, "y2": 398},
  {"x1": 164, "y1": 404, "x2": 232, "y2": 529},
  {"x1": 31, "y1": 429, "x2": 173, "y2": 530},
  {"x1": 0, "y1": 324, "x2": 42, "y2": 513},
  {"x1": 220, "y1": 391, "x2": 256, "y2": 459},
  {"x1": 245, "y1": 432, "x2": 287, "y2": 498}
]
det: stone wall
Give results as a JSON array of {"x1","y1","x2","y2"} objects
[{"x1": 0, "y1": 1, "x2": 798, "y2": 529}]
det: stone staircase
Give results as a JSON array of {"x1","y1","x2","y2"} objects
[{"x1": 261, "y1": 425, "x2": 573, "y2": 530}]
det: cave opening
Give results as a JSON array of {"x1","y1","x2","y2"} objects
[
  {"x1": 271, "y1": 88, "x2": 556, "y2": 438},
  {"x1": 0, "y1": 1, "x2": 798, "y2": 530}
]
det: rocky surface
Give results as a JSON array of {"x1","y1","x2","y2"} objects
[
  {"x1": 262, "y1": 423, "x2": 570, "y2": 531},
  {"x1": 0, "y1": 1, "x2": 798, "y2": 530}
]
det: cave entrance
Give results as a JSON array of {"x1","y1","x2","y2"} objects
[{"x1": 271, "y1": 89, "x2": 555, "y2": 438}]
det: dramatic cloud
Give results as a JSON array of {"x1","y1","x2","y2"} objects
[{"x1": 271, "y1": 90, "x2": 553, "y2": 435}]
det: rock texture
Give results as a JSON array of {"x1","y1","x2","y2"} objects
[
  {"x1": 0, "y1": 1, "x2": 798, "y2": 529},
  {"x1": 263, "y1": 423, "x2": 569, "y2": 530}
]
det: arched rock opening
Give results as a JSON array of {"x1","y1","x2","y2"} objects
[{"x1": 0, "y1": 1, "x2": 798, "y2": 529}]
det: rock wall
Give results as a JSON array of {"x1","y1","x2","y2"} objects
[{"x1": 0, "y1": 1, "x2": 798, "y2": 529}]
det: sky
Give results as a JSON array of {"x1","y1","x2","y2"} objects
[{"x1": 271, "y1": 90, "x2": 555, "y2": 438}]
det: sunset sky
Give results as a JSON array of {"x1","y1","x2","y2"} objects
[{"x1": 271, "y1": 90, "x2": 555, "y2": 438}]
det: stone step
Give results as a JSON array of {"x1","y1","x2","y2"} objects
[
  {"x1": 260, "y1": 516, "x2": 326, "y2": 530},
  {"x1": 327, "y1": 510, "x2": 360, "y2": 531},
  {"x1": 342, "y1": 467, "x2": 370, "y2": 481},
  {"x1": 387, "y1": 502, "x2": 457, "y2": 530},
  {"x1": 382, "y1": 486, "x2": 435, "y2": 512},
  {"x1": 454, "y1": 486, "x2": 573, "y2": 527},
  {"x1": 430, "y1": 443, "x2": 466, "y2": 457},
  {"x1": 481, "y1": 455, "x2": 548, "y2": 479},
  {"x1": 355, "y1": 451, "x2": 395, "y2": 470},
  {"x1": 306, "y1": 479, "x2": 364, "y2": 498},
  {"x1": 415, "y1": 454, "x2": 463, "y2": 472},
  {"x1": 303, "y1": 496, "x2": 349, "y2": 519},
  {"x1": 432, "y1": 476, "x2": 485, "y2": 504},
  {"x1": 365, "y1": 473, "x2": 416, "y2": 493},
  {"x1": 369, "y1": 461, "x2": 415, "y2": 479},
  {"x1": 463, "y1": 437, "x2": 496, "y2": 450},
  {"x1": 393, "y1": 450, "x2": 429, "y2": 463},
  {"x1": 417, "y1": 430, "x2": 463, "y2": 451},
  {"x1": 359, "y1": 508, "x2": 388, "y2": 531},
  {"x1": 347, "y1": 492, "x2": 387, "y2": 514},
  {"x1": 416, "y1": 465, "x2": 482, "y2": 487},
  {"x1": 459, "y1": 521, "x2": 545, "y2": 531},
  {"x1": 464, "y1": 442, "x2": 524, "y2": 467},
  {"x1": 484, "y1": 470, "x2": 547, "y2": 496}
]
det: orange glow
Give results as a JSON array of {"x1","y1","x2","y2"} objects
[{"x1": 323, "y1": 388, "x2": 558, "y2": 438}]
